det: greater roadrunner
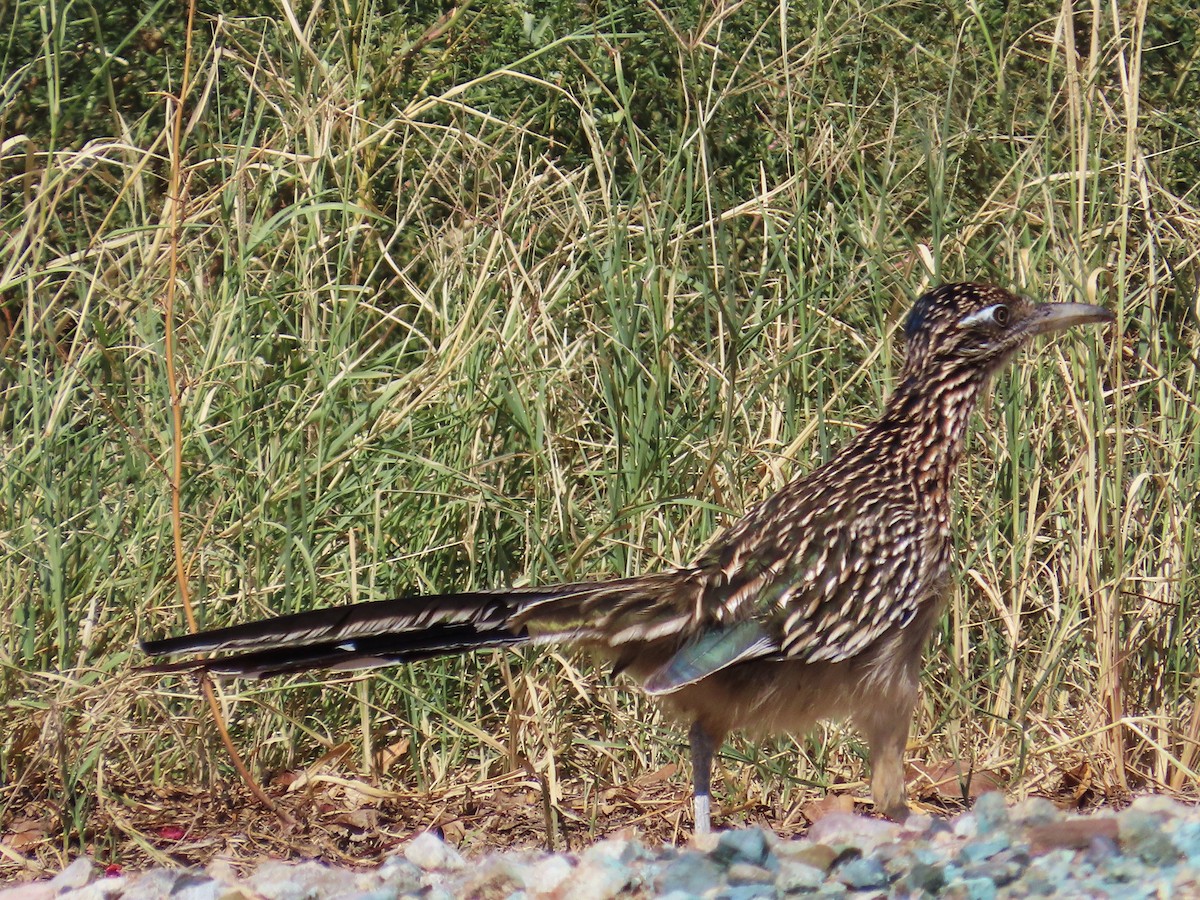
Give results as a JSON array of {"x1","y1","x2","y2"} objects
[{"x1": 141, "y1": 283, "x2": 1113, "y2": 833}]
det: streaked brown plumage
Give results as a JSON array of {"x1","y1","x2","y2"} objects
[{"x1": 141, "y1": 283, "x2": 1114, "y2": 833}]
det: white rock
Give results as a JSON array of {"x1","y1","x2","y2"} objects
[
  {"x1": 524, "y1": 855, "x2": 574, "y2": 895},
  {"x1": 403, "y1": 832, "x2": 465, "y2": 871},
  {"x1": 952, "y1": 812, "x2": 979, "y2": 839},
  {"x1": 169, "y1": 875, "x2": 222, "y2": 900},
  {"x1": 806, "y1": 812, "x2": 901, "y2": 850},
  {"x1": 1131, "y1": 795, "x2": 1187, "y2": 817},
  {"x1": 58, "y1": 879, "x2": 126, "y2": 900},
  {"x1": 248, "y1": 861, "x2": 340, "y2": 900},
  {"x1": 0, "y1": 883, "x2": 55, "y2": 900},
  {"x1": 119, "y1": 869, "x2": 182, "y2": 900},
  {"x1": 50, "y1": 859, "x2": 94, "y2": 892}
]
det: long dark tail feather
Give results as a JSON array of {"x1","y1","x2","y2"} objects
[
  {"x1": 142, "y1": 623, "x2": 531, "y2": 678},
  {"x1": 138, "y1": 578, "x2": 654, "y2": 679}
]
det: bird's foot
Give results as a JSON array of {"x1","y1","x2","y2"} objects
[{"x1": 693, "y1": 794, "x2": 711, "y2": 836}]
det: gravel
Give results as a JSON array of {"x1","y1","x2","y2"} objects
[{"x1": 6, "y1": 795, "x2": 1200, "y2": 898}]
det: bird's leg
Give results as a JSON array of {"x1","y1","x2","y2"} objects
[
  {"x1": 863, "y1": 687, "x2": 917, "y2": 821},
  {"x1": 688, "y1": 720, "x2": 717, "y2": 835}
]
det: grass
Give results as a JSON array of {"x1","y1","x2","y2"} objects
[{"x1": 1, "y1": 0, "x2": 1199, "y2": 874}]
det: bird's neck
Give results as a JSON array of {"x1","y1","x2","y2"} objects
[{"x1": 870, "y1": 366, "x2": 989, "y2": 493}]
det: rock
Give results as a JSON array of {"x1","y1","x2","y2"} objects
[
  {"x1": 56, "y1": 881, "x2": 126, "y2": 900},
  {"x1": 776, "y1": 841, "x2": 839, "y2": 871},
  {"x1": 897, "y1": 861, "x2": 946, "y2": 894},
  {"x1": 806, "y1": 812, "x2": 900, "y2": 851},
  {"x1": 957, "y1": 835, "x2": 1010, "y2": 864},
  {"x1": 1083, "y1": 832, "x2": 1121, "y2": 867},
  {"x1": 403, "y1": 832, "x2": 465, "y2": 872},
  {"x1": 116, "y1": 868, "x2": 180, "y2": 900},
  {"x1": 834, "y1": 856, "x2": 890, "y2": 890},
  {"x1": 351, "y1": 890, "x2": 405, "y2": 900},
  {"x1": 29, "y1": 799, "x2": 1200, "y2": 899},
  {"x1": 1120, "y1": 809, "x2": 1182, "y2": 867},
  {"x1": 900, "y1": 813, "x2": 937, "y2": 837},
  {"x1": 712, "y1": 829, "x2": 773, "y2": 869},
  {"x1": 725, "y1": 862, "x2": 774, "y2": 885},
  {"x1": 657, "y1": 852, "x2": 723, "y2": 896},
  {"x1": 775, "y1": 860, "x2": 827, "y2": 893},
  {"x1": 714, "y1": 884, "x2": 775, "y2": 900},
  {"x1": 523, "y1": 855, "x2": 574, "y2": 895},
  {"x1": 51, "y1": 859, "x2": 94, "y2": 892},
  {"x1": 690, "y1": 831, "x2": 720, "y2": 853},
  {"x1": 460, "y1": 857, "x2": 524, "y2": 897},
  {"x1": 1025, "y1": 847, "x2": 1077, "y2": 889},
  {"x1": 245, "y1": 860, "x2": 371, "y2": 900},
  {"x1": 871, "y1": 840, "x2": 915, "y2": 874},
  {"x1": 959, "y1": 848, "x2": 1028, "y2": 889},
  {"x1": 582, "y1": 836, "x2": 649, "y2": 866},
  {"x1": 972, "y1": 792, "x2": 1009, "y2": 832},
  {"x1": 571, "y1": 845, "x2": 634, "y2": 900},
  {"x1": 1027, "y1": 816, "x2": 1119, "y2": 854},
  {"x1": 376, "y1": 856, "x2": 424, "y2": 894},
  {"x1": 205, "y1": 859, "x2": 240, "y2": 884},
  {"x1": 1130, "y1": 795, "x2": 1187, "y2": 818},
  {"x1": 941, "y1": 877, "x2": 997, "y2": 900},
  {"x1": 1173, "y1": 820, "x2": 1200, "y2": 862},
  {"x1": 1009, "y1": 796, "x2": 1059, "y2": 827},
  {"x1": 952, "y1": 812, "x2": 979, "y2": 840},
  {"x1": 0, "y1": 885, "x2": 55, "y2": 900},
  {"x1": 245, "y1": 861, "x2": 321, "y2": 900},
  {"x1": 166, "y1": 876, "x2": 221, "y2": 900}
]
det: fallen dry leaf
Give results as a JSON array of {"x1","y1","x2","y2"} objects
[
  {"x1": 271, "y1": 770, "x2": 303, "y2": 789},
  {"x1": 374, "y1": 738, "x2": 411, "y2": 775},
  {"x1": 800, "y1": 793, "x2": 856, "y2": 823},
  {"x1": 331, "y1": 808, "x2": 378, "y2": 831},
  {"x1": 632, "y1": 763, "x2": 678, "y2": 787},
  {"x1": 3, "y1": 818, "x2": 50, "y2": 852},
  {"x1": 909, "y1": 759, "x2": 1004, "y2": 801}
]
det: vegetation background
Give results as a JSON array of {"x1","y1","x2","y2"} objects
[{"x1": 1, "y1": 0, "x2": 1197, "y2": 876}]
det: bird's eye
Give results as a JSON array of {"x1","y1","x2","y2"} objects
[{"x1": 958, "y1": 303, "x2": 1010, "y2": 329}]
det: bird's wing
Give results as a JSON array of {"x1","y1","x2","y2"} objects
[
  {"x1": 641, "y1": 619, "x2": 776, "y2": 695},
  {"x1": 773, "y1": 499, "x2": 931, "y2": 662},
  {"x1": 689, "y1": 479, "x2": 937, "y2": 666}
]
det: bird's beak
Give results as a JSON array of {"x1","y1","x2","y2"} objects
[{"x1": 1029, "y1": 302, "x2": 1116, "y2": 334}]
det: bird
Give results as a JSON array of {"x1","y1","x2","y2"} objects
[{"x1": 140, "y1": 283, "x2": 1114, "y2": 834}]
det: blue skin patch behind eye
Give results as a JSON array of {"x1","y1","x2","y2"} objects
[
  {"x1": 904, "y1": 304, "x2": 926, "y2": 340},
  {"x1": 905, "y1": 289, "x2": 949, "y2": 339}
]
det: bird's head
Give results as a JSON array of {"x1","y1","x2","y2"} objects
[{"x1": 901, "y1": 283, "x2": 1114, "y2": 380}]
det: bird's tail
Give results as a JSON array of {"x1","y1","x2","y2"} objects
[{"x1": 139, "y1": 573, "x2": 692, "y2": 679}]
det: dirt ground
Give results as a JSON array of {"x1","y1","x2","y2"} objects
[{"x1": 1, "y1": 755, "x2": 1110, "y2": 883}]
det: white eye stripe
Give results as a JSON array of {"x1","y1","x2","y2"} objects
[{"x1": 958, "y1": 303, "x2": 1009, "y2": 328}]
